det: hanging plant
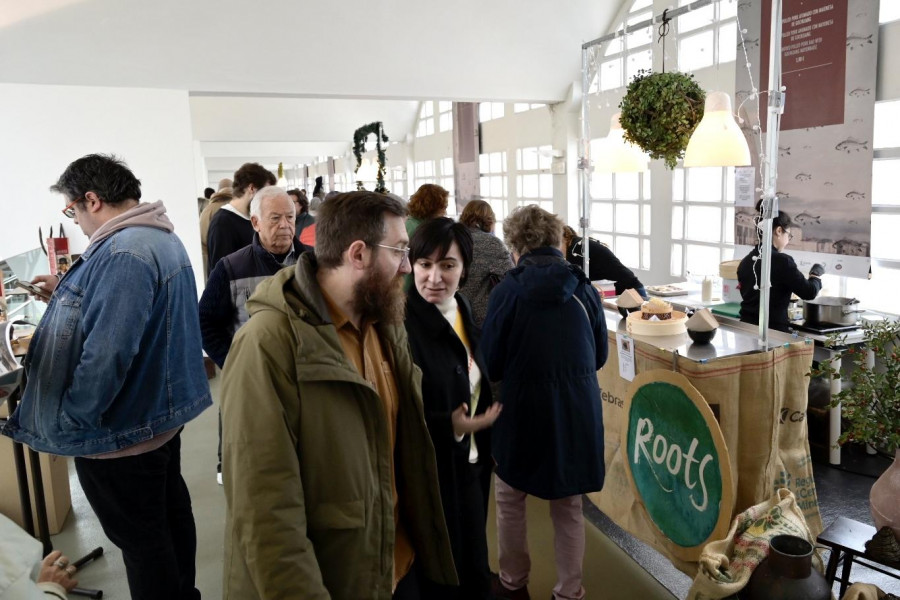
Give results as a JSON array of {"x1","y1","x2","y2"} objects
[
  {"x1": 352, "y1": 122, "x2": 390, "y2": 193},
  {"x1": 618, "y1": 69, "x2": 706, "y2": 169},
  {"x1": 277, "y1": 162, "x2": 284, "y2": 179}
]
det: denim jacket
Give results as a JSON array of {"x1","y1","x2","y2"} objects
[{"x1": 2, "y1": 218, "x2": 211, "y2": 456}]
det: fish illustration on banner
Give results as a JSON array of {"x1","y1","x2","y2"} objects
[{"x1": 733, "y1": 0, "x2": 876, "y2": 279}]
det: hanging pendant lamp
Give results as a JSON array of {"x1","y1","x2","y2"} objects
[
  {"x1": 684, "y1": 91, "x2": 751, "y2": 167},
  {"x1": 595, "y1": 113, "x2": 649, "y2": 173}
]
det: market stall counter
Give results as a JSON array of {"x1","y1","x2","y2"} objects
[{"x1": 590, "y1": 303, "x2": 822, "y2": 573}]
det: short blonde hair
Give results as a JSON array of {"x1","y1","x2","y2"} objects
[{"x1": 503, "y1": 205, "x2": 564, "y2": 256}]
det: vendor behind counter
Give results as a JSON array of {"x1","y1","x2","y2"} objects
[
  {"x1": 562, "y1": 226, "x2": 647, "y2": 298},
  {"x1": 737, "y1": 204, "x2": 823, "y2": 332}
]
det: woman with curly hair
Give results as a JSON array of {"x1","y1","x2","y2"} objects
[
  {"x1": 481, "y1": 205, "x2": 608, "y2": 600},
  {"x1": 406, "y1": 183, "x2": 449, "y2": 238}
]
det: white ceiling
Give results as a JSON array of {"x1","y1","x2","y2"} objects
[{"x1": 0, "y1": 0, "x2": 626, "y2": 176}]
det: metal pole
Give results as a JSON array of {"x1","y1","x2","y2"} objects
[
  {"x1": 758, "y1": 0, "x2": 785, "y2": 348},
  {"x1": 579, "y1": 48, "x2": 592, "y2": 277}
]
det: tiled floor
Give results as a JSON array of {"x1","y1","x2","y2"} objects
[{"x1": 24, "y1": 374, "x2": 899, "y2": 598}]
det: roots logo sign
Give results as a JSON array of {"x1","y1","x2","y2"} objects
[{"x1": 623, "y1": 370, "x2": 734, "y2": 561}]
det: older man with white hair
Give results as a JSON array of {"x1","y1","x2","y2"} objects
[{"x1": 199, "y1": 186, "x2": 312, "y2": 482}]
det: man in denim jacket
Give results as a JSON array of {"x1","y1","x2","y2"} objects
[{"x1": 2, "y1": 154, "x2": 212, "y2": 600}]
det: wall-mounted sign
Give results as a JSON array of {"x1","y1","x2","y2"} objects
[{"x1": 622, "y1": 370, "x2": 734, "y2": 561}]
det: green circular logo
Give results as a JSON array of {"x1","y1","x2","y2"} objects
[{"x1": 626, "y1": 381, "x2": 723, "y2": 547}]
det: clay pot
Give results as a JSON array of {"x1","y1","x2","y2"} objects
[
  {"x1": 871, "y1": 449, "x2": 900, "y2": 541},
  {"x1": 742, "y1": 535, "x2": 830, "y2": 600}
]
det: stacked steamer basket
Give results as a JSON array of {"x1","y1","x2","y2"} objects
[{"x1": 626, "y1": 298, "x2": 688, "y2": 336}]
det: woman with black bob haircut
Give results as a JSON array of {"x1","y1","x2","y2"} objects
[
  {"x1": 737, "y1": 198, "x2": 824, "y2": 332},
  {"x1": 404, "y1": 217, "x2": 502, "y2": 600}
]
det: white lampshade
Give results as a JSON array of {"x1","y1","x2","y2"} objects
[
  {"x1": 594, "y1": 113, "x2": 649, "y2": 173},
  {"x1": 684, "y1": 91, "x2": 751, "y2": 167}
]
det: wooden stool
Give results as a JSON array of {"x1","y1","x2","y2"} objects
[{"x1": 817, "y1": 516, "x2": 900, "y2": 598}]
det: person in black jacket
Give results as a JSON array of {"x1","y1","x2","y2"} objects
[
  {"x1": 737, "y1": 203, "x2": 823, "y2": 332},
  {"x1": 562, "y1": 225, "x2": 647, "y2": 297},
  {"x1": 482, "y1": 206, "x2": 608, "y2": 600},
  {"x1": 207, "y1": 162, "x2": 276, "y2": 275},
  {"x1": 405, "y1": 217, "x2": 502, "y2": 600},
  {"x1": 199, "y1": 186, "x2": 310, "y2": 483}
]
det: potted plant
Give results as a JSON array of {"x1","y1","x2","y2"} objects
[
  {"x1": 618, "y1": 69, "x2": 706, "y2": 169},
  {"x1": 811, "y1": 318, "x2": 900, "y2": 540}
]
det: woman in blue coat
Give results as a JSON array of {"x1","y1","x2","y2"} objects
[
  {"x1": 481, "y1": 205, "x2": 608, "y2": 600},
  {"x1": 405, "y1": 217, "x2": 502, "y2": 600}
]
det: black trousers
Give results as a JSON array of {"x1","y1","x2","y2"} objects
[
  {"x1": 74, "y1": 430, "x2": 201, "y2": 600},
  {"x1": 422, "y1": 461, "x2": 493, "y2": 600},
  {"x1": 393, "y1": 565, "x2": 421, "y2": 600}
]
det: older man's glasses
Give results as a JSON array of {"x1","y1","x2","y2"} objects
[
  {"x1": 61, "y1": 198, "x2": 81, "y2": 219},
  {"x1": 375, "y1": 244, "x2": 411, "y2": 263}
]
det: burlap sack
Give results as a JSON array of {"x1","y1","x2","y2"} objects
[
  {"x1": 687, "y1": 488, "x2": 827, "y2": 600},
  {"x1": 589, "y1": 333, "x2": 821, "y2": 572},
  {"x1": 841, "y1": 583, "x2": 893, "y2": 600}
]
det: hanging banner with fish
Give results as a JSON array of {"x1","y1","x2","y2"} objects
[{"x1": 733, "y1": 0, "x2": 877, "y2": 279}]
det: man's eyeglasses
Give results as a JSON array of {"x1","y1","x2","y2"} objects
[
  {"x1": 375, "y1": 244, "x2": 411, "y2": 263},
  {"x1": 785, "y1": 230, "x2": 794, "y2": 241},
  {"x1": 61, "y1": 198, "x2": 81, "y2": 219}
]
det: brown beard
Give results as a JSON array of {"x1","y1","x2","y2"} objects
[{"x1": 351, "y1": 268, "x2": 407, "y2": 325}]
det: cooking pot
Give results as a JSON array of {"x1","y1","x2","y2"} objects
[{"x1": 803, "y1": 296, "x2": 863, "y2": 326}]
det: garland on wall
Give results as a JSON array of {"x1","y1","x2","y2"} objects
[{"x1": 353, "y1": 122, "x2": 389, "y2": 193}]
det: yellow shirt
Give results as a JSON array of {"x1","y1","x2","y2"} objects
[{"x1": 321, "y1": 290, "x2": 415, "y2": 588}]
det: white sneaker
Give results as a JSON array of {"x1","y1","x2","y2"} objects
[{"x1": 217, "y1": 472, "x2": 223, "y2": 485}]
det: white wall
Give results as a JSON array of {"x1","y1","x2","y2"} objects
[{"x1": 0, "y1": 84, "x2": 204, "y2": 289}]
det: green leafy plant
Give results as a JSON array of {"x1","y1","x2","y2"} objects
[
  {"x1": 618, "y1": 69, "x2": 705, "y2": 169},
  {"x1": 352, "y1": 122, "x2": 389, "y2": 193},
  {"x1": 810, "y1": 319, "x2": 900, "y2": 453}
]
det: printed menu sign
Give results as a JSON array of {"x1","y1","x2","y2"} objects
[{"x1": 760, "y1": 1, "x2": 848, "y2": 131}]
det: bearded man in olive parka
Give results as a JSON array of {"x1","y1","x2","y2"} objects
[{"x1": 220, "y1": 192, "x2": 457, "y2": 600}]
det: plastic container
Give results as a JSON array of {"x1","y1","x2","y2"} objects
[{"x1": 722, "y1": 278, "x2": 741, "y2": 303}]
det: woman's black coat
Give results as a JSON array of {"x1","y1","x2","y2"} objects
[{"x1": 404, "y1": 286, "x2": 493, "y2": 597}]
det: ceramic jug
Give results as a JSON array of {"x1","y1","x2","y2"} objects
[{"x1": 742, "y1": 534, "x2": 830, "y2": 600}]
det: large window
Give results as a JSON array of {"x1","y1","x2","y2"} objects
[
  {"x1": 670, "y1": 167, "x2": 736, "y2": 278},
  {"x1": 838, "y1": 99, "x2": 900, "y2": 314},
  {"x1": 438, "y1": 101, "x2": 453, "y2": 133},
  {"x1": 675, "y1": 0, "x2": 737, "y2": 72},
  {"x1": 593, "y1": 1, "x2": 653, "y2": 93},
  {"x1": 386, "y1": 166, "x2": 406, "y2": 198},
  {"x1": 438, "y1": 157, "x2": 455, "y2": 215},
  {"x1": 479, "y1": 152, "x2": 508, "y2": 220},
  {"x1": 589, "y1": 133, "x2": 652, "y2": 271},
  {"x1": 516, "y1": 146, "x2": 554, "y2": 213},
  {"x1": 415, "y1": 102, "x2": 434, "y2": 138},
  {"x1": 333, "y1": 172, "x2": 349, "y2": 192},
  {"x1": 513, "y1": 103, "x2": 546, "y2": 113},
  {"x1": 414, "y1": 160, "x2": 436, "y2": 192},
  {"x1": 479, "y1": 102, "x2": 505, "y2": 123}
]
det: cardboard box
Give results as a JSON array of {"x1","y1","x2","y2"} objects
[{"x1": 0, "y1": 435, "x2": 72, "y2": 535}]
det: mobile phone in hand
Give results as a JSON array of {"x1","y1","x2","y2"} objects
[{"x1": 15, "y1": 281, "x2": 52, "y2": 300}]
